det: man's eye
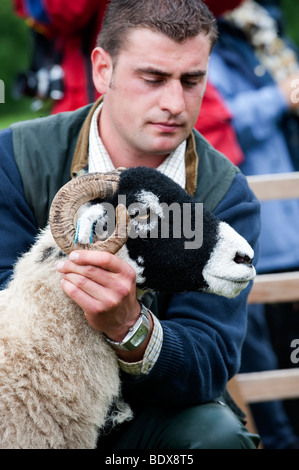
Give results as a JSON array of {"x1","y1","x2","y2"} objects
[
  {"x1": 182, "y1": 81, "x2": 198, "y2": 88},
  {"x1": 144, "y1": 78, "x2": 163, "y2": 86}
]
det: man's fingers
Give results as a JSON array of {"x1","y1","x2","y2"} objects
[
  {"x1": 61, "y1": 272, "x2": 106, "y2": 300},
  {"x1": 57, "y1": 252, "x2": 136, "y2": 289},
  {"x1": 69, "y1": 250, "x2": 130, "y2": 274},
  {"x1": 60, "y1": 277, "x2": 104, "y2": 315},
  {"x1": 58, "y1": 249, "x2": 137, "y2": 311}
]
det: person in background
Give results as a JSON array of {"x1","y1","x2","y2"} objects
[
  {"x1": 0, "y1": 0, "x2": 261, "y2": 449},
  {"x1": 12, "y1": 0, "x2": 108, "y2": 113},
  {"x1": 195, "y1": 80, "x2": 244, "y2": 166},
  {"x1": 207, "y1": 0, "x2": 299, "y2": 448}
]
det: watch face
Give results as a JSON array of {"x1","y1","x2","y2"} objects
[
  {"x1": 132, "y1": 324, "x2": 148, "y2": 345},
  {"x1": 125, "y1": 324, "x2": 148, "y2": 350},
  {"x1": 104, "y1": 307, "x2": 150, "y2": 351}
]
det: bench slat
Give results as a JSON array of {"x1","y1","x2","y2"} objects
[
  {"x1": 230, "y1": 173, "x2": 299, "y2": 416},
  {"x1": 235, "y1": 369, "x2": 299, "y2": 403},
  {"x1": 248, "y1": 271, "x2": 299, "y2": 304},
  {"x1": 247, "y1": 172, "x2": 299, "y2": 201}
]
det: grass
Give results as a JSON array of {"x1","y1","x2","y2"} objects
[
  {"x1": 0, "y1": 99, "x2": 50, "y2": 130},
  {"x1": 0, "y1": 111, "x2": 39, "y2": 129}
]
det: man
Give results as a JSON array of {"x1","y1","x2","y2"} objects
[{"x1": 0, "y1": 0, "x2": 260, "y2": 449}]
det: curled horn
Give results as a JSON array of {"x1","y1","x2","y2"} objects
[{"x1": 49, "y1": 171, "x2": 130, "y2": 255}]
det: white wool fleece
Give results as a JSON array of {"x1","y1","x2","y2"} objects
[{"x1": 0, "y1": 227, "x2": 132, "y2": 449}]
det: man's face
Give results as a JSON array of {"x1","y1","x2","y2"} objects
[{"x1": 95, "y1": 28, "x2": 211, "y2": 162}]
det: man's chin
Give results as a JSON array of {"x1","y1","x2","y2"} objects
[{"x1": 149, "y1": 133, "x2": 188, "y2": 154}]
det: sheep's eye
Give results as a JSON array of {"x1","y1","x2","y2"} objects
[{"x1": 134, "y1": 209, "x2": 151, "y2": 221}]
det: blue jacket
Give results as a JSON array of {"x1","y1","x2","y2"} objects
[
  {"x1": 209, "y1": 20, "x2": 299, "y2": 273},
  {"x1": 0, "y1": 105, "x2": 260, "y2": 410}
]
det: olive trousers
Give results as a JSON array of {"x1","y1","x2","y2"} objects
[{"x1": 97, "y1": 397, "x2": 260, "y2": 449}]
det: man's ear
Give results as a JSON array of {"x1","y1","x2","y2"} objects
[{"x1": 91, "y1": 47, "x2": 113, "y2": 94}]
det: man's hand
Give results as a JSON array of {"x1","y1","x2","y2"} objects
[{"x1": 57, "y1": 250, "x2": 143, "y2": 343}]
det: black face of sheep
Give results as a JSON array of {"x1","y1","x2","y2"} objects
[{"x1": 49, "y1": 167, "x2": 256, "y2": 298}]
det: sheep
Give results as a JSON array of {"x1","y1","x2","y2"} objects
[
  {"x1": 0, "y1": 227, "x2": 132, "y2": 449},
  {"x1": 0, "y1": 167, "x2": 255, "y2": 449},
  {"x1": 51, "y1": 167, "x2": 256, "y2": 298}
]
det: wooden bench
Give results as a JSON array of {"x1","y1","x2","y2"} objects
[{"x1": 227, "y1": 172, "x2": 299, "y2": 437}]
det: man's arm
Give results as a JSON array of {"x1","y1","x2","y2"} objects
[
  {"x1": 58, "y1": 171, "x2": 261, "y2": 408},
  {"x1": 121, "y1": 172, "x2": 261, "y2": 408},
  {"x1": 208, "y1": 53, "x2": 289, "y2": 149},
  {"x1": 0, "y1": 128, "x2": 38, "y2": 289}
]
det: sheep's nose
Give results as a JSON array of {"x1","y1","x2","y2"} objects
[{"x1": 234, "y1": 253, "x2": 253, "y2": 266}]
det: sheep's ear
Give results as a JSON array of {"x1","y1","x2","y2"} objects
[
  {"x1": 49, "y1": 172, "x2": 129, "y2": 255},
  {"x1": 75, "y1": 203, "x2": 109, "y2": 245}
]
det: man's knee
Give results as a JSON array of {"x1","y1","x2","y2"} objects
[
  {"x1": 159, "y1": 401, "x2": 260, "y2": 449},
  {"x1": 99, "y1": 400, "x2": 260, "y2": 449}
]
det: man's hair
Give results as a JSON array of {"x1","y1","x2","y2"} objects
[{"x1": 97, "y1": 0, "x2": 218, "y2": 61}]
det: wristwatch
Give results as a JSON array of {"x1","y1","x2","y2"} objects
[{"x1": 104, "y1": 302, "x2": 151, "y2": 351}]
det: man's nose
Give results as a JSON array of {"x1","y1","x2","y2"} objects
[{"x1": 159, "y1": 81, "x2": 185, "y2": 115}]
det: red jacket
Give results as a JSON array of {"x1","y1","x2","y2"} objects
[
  {"x1": 195, "y1": 0, "x2": 245, "y2": 164},
  {"x1": 13, "y1": 0, "x2": 108, "y2": 113},
  {"x1": 204, "y1": 0, "x2": 244, "y2": 16},
  {"x1": 196, "y1": 82, "x2": 244, "y2": 165}
]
